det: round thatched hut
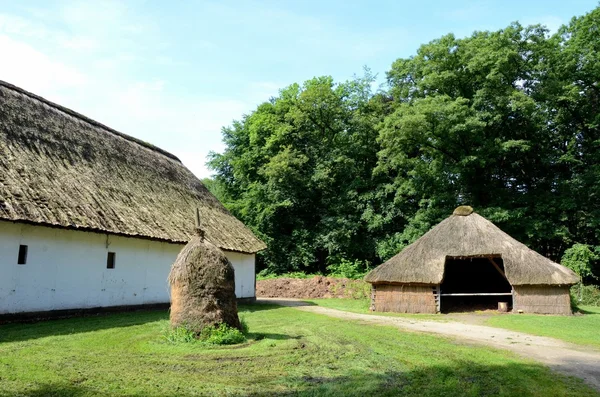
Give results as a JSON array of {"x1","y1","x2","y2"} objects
[
  {"x1": 168, "y1": 231, "x2": 241, "y2": 333},
  {"x1": 365, "y1": 206, "x2": 579, "y2": 315}
]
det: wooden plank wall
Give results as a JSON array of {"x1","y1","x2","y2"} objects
[
  {"x1": 513, "y1": 285, "x2": 572, "y2": 315},
  {"x1": 372, "y1": 284, "x2": 437, "y2": 314}
]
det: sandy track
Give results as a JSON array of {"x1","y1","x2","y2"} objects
[{"x1": 258, "y1": 298, "x2": 600, "y2": 391}]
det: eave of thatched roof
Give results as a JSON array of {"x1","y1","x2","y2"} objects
[
  {"x1": 0, "y1": 80, "x2": 266, "y2": 254},
  {"x1": 364, "y1": 209, "x2": 579, "y2": 286}
]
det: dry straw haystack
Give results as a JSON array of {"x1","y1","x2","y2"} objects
[
  {"x1": 365, "y1": 206, "x2": 579, "y2": 286},
  {"x1": 168, "y1": 232, "x2": 241, "y2": 333}
]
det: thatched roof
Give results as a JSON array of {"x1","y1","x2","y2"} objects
[
  {"x1": 365, "y1": 207, "x2": 579, "y2": 286},
  {"x1": 0, "y1": 80, "x2": 265, "y2": 253}
]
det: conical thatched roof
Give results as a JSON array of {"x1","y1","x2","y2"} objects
[
  {"x1": 0, "y1": 80, "x2": 265, "y2": 253},
  {"x1": 365, "y1": 206, "x2": 578, "y2": 286}
]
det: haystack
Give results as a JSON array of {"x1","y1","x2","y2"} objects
[
  {"x1": 365, "y1": 206, "x2": 579, "y2": 315},
  {"x1": 168, "y1": 229, "x2": 241, "y2": 333}
]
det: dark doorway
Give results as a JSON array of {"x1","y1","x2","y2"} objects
[{"x1": 440, "y1": 256, "x2": 512, "y2": 313}]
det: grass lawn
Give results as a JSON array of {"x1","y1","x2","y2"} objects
[
  {"x1": 305, "y1": 298, "x2": 445, "y2": 320},
  {"x1": 485, "y1": 306, "x2": 600, "y2": 348},
  {"x1": 0, "y1": 305, "x2": 596, "y2": 396},
  {"x1": 307, "y1": 298, "x2": 600, "y2": 348}
]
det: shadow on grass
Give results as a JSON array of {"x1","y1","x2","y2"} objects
[
  {"x1": 246, "y1": 299, "x2": 317, "y2": 309},
  {"x1": 4, "y1": 361, "x2": 595, "y2": 397},
  {"x1": 0, "y1": 309, "x2": 168, "y2": 343},
  {"x1": 247, "y1": 332, "x2": 302, "y2": 341},
  {"x1": 0, "y1": 303, "x2": 297, "y2": 344},
  {"x1": 576, "y1": 308, "x2": 600, "y2": 315}
]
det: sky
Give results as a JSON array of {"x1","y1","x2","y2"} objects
[{"x1": 0, "y1": 1, "x2": 597, "y2": 178}]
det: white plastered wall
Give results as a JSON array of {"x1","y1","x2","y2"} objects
[
  {"x1": 225, "y1": 251, "x2": 256, "y2": 299},
  {"x1": 0, "y1": 221, "x2": 256, "y2": 314}
]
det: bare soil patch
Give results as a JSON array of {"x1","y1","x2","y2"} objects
[{"x1": 256, "y1": 276, "x2": 366, "y2": 298}]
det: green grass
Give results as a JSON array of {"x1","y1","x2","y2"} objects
[
  {"x1": 256, "y1": 271, "x2": 322, "y2": 280},
  {"x1": 0, "y1": 305, "x2": 596, "y2": 396},
  {"x1": 485, "y1": 306, "x2": 600, "y2": 348},
  {"x1": 306, "y1": 298, "x2": 445, "y2": 320},
  {"x1": 309, "y1": 298, "x2": 600, "y2": 348},
  {"x1": 305, "y1": 297, "x2": 371, "y2": 312}
]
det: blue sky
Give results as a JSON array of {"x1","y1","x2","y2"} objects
[{"x1": 0, "y1": 0, "x2": 597, "y2": 178}]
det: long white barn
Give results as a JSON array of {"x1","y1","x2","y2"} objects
[{"x1": 0, "y1": 81, "x2": 265, "y2": 315}]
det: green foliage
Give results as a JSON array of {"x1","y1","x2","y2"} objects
[
  {"x1": 199, "y1": 323, "x2": 246, "y2": 345},
  {"x1": 256, "y1": 270, "x2": 321, "y2": 280},
  {"x1": 326, "y1": 257, "x2": 370, "y2": 279},
  {"x1": 571, "y1": 284, "x2": 600, "y2": 307},
  {"x1": 562, "y1": 244, "x2": 599, "y2": 280},
  {"x1": 209, "y1": 7, "x2": 600, "y2": 275},
  {"x1": 239, "y1": 315, "x2": 249, "y2": 334},
  {"x1": 209, "y1": 70, "x2": 384, "y2": 274},
  {"x1": 163, "y1": 325, "x2": 196, "y2": 344},
  {"x1": 329, "y1": 280, "x2": 372, "y2": 299},
  {"x1": 164, "y1": 322, "x2": 247, "y2": 345}
]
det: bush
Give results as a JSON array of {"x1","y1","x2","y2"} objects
[
  {"x1": 163, "y1": 326, "x2": 196, "y2": 344},
  {"x1": 327, "y1": 279, "x2": 372, "y2": 300},
  {"x1": 562, "y1": 244, "x2": 598, "y2": 281},
  {"x1": 344, "y1": 280, "x2": 372, "y2": 299},
  {"x1": 164, "y1": 321, "x2": 248, "y2": 345},
  {"x1": 199, "y1": 323, "x2": 246, "y2": 345},
  {"x1": 256, "y1": 270, "x2": 321, "y2": 280},
  {"x1": 571, "y1": 284, "x2": 600, "y2": 307},
  {"x1": 239, "y1": 315, "x2": 249, "y2": 334},
  {"x1": 326, "y1": 258, "x2": 370, "y2": 279}
]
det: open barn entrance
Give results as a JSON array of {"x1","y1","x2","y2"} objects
[{"x1": 440, "y1": 256, "x2": 512, "y2": 313}]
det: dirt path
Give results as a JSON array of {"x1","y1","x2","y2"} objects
[{"x1": 258, "y1": 298, "x2": 600, "y2": 391}]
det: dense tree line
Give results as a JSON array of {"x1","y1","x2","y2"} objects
[{"x1": 207, "y1": 8, "x2": 600, "y2": 279}]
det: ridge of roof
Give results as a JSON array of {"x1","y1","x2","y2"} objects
[{"x1": 0, "y1": 80, "x2": 181, "y2": 163}]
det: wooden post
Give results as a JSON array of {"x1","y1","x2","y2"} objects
[
  {"x1": 511, "y1": 288, "x2": 516, "y2": 312},
  {"x1": 195, "y1": 208, "x2": 205, "y2": 240},
  {"x1": 488, "y1": 257, "x2": 507, "y2": 280},
  {"x1": 370, "y1": 285, "x2": 376, "y2": 312}
]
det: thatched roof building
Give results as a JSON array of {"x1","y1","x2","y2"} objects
[
  {"x1": 0, "y1": 80, "x2": 265, "y2": 254},
  {"x1": 365, "y1": 206, "x2": 578, "y2": 315}
]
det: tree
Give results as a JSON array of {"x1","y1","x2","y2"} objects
[
  {"x1": 208, "y1": 7, "x2": 600, "y2": 276},
  {"x1": 208, "y1": 72, "x2": 383, "y2": 274},
  {"x1": 562, "y1": 244, "x2": 599, "y2": 300},
  {"x1": 375, "y1": 24, "x2": 561, "y2": 258}
]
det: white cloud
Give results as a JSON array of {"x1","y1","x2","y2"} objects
[
  {"x1": 0, "y1": 29, "x2": 254, "y2": 179},
  {"x1": 0, "y1": 35, "x2": 87, "y2": 94},
  {"x1": 0, "y1": 24, "x2": 245, "y2": 180},
  {"x1": 0, "y1": 3, "x2": 243, "y2": 179},
  {"x1": 92, "y1": 82, "x2": 254, "y2": 178}
]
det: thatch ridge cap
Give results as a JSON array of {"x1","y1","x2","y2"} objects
[
  {"x1": 0, "y1": 80, "x2": 181, "y2": 163},
  {"x1": 453, "y1": 205, "x2": 474, "y2": 216}
]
